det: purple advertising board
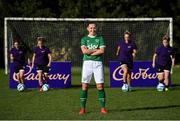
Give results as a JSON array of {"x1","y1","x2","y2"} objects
[
  {"x1": 10, "y1": 62, "x2": 71, "y2": 88},
  {"x1": 109, "y1": 61, "x2": 171, "y2": 88}
]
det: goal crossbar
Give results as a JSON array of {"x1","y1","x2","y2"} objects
[{"x1": 4, "y1": 17, "x2": 173, "y2": 74}]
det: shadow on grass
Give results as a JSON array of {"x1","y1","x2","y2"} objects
[
  {"x1": 170, "y1": 84, "x2": 180, "y2": 91},
  {"x1": 110, "y1": 105, "x2": 180, "y2": 112},
  {"x1": 171, "y1": 84, "x2": 180, "y2": 87},
  {"x1": 23, "y1": 89, "x2": 33, "y2": 92},
  {"x1": 71, "y1": 84, "x2": 82, "y2": 89}
]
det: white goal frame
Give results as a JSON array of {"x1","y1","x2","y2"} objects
[{"x1": 4, "y1": 17, "x2": 173, "y2": 74}]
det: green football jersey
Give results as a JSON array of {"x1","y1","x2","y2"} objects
[{"x1": 81, "y1": 35, "x2": 106, "y2": 61}]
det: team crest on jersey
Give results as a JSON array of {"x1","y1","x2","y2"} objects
[
  {"x1": 19, "y1": 51, "x2": 23, "y2": 54},
  {"x1": 95, "y1": 39, "x2": 99, "y2": 42}
]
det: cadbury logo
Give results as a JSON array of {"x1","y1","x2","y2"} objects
[
  {"x1": 13, "y1": 65, "x2": 70, "y2": 84},
  {"x1": 112, "y1": 66, "x2": 157, "y2": 81}
]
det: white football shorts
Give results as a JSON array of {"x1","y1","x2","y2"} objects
[{"x1": 81, "y1": 60, "x2": 104, "y2": 84}]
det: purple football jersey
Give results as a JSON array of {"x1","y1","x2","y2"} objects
[
  {"x1": 10, "y1": 47, "x2": 26, "y2": 66},
  {"x1": 117, "y1": 39, "x2": 137, "y2": 63},
  {"x1": 33, "y1": 46, "x2": 51, "y2": 65},
  {"x1": 155, "y1": 45, "x2": 175, "y2": 66}
]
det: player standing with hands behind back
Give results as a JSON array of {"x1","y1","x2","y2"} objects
[
  {"x1": 152, "y1": 35, "x2": 175, "y2": 91},
  {"x1": 116, "y1": 31, "x2": 137, "y2": 92},
  {"x1": 31, "y1": 37, "x2": 52, "y2": 92},
  {"x1": 79, "y1": 23, "x2": 107, "y2": 115}
]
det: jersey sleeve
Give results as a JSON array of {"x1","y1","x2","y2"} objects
[
  {"x1": 46, "y1": 47, "x2": 51, "y2": 54},
  {"x1": 33, "y1": 47, "x2": 37, "y2": 54},
  {"x1": 132, "y1": 41, "x2": 137, "y2": 50},
  {"x1": 155, "y1": 47, "x2": 160, "y2": 55},
  {"x1": 117, "y1": 39, "x2": 122, "y2": 47},
  {"x1": 10, "y1": 49, "x2": 14, "y2": 55},
  {"x1": 81, "y1": 37, "x2": 86, "y2": 47},
  {"x1": 99, "y1": 36, "x2": 106, "y2": 48}
]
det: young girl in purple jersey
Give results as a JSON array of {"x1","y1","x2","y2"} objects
[
  {"x1": 31, "y1": 37, "x2": 52, "y2": 92},
  {"x1": 10, "y1": 39, "x2": 27, "y2": 88},
  {"x1": 152, "y1": 35, "x2": 175, "y2": 91},
  {"x1": 116, "y1": 31, "x2": 137, "y2": 91}
]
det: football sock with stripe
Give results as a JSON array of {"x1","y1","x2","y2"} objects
[
  {"x1": 98, "y1": 89, "x2": 106, "y2": 108},
  {"x1": 80, "y1": 90, "x2": 87, "y2": 108}
]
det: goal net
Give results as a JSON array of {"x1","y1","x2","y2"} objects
[{"x1": 4, "y1": 18, "x2": 173, "y2": 74}]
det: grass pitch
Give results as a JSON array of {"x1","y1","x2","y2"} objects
[{"x1": 0, "y1": 67, "x2": 180, "y2": 120}]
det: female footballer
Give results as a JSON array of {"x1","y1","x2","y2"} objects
[
  {"x1": 116, "y1": 31, "x2": 137, "y2": 91},
  {"x1": 79, "y1": 23, "x2": 107, "y2": 115},
  {"x1": 152, "y1": 35, "x2": 175, "y2": 91},
  {"x1": 10, "y1": 39, "x2": 27, "y2": 88},
  {"x1": 32, "y1": 37, "x2": 52, "y2": 92}
]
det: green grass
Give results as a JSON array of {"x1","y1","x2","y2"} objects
[{"x1": 0, "y1": 67, "x2": 180, "y2": 120}]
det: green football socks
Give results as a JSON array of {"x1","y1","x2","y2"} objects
[
  {"x1": 80, "y1": 90, "x2": 87, "y2": 108},
  {"x1": 98, "y1": 89, "x2": 106, "y2": 108}
]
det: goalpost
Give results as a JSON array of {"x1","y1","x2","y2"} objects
[{"x1": 4, "y1": 17, "x2": 173, "y2": 74}]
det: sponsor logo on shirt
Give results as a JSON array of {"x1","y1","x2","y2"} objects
[
  {"x1": 87, "y1": 44, "x2": 98, "y2": 49},
  {"x1": 41, "y1": 50, "x2": 45, "y2": 53},
  {"x1": 128, "y1": 46, "x2": 132, "y2": 48}
]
